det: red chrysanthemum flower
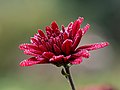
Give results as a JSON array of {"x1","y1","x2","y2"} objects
[{"x1": 19, "y1": 17, "x2": 109, "y2": 67}]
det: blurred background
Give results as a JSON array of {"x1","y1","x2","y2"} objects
[{"x1": 0, "y1": 0, "x2": 120, "y2": 90}]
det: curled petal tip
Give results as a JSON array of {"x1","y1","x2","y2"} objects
[
  {"x1": 19, "y1": 60, "x2": 28, "y2": 67},
  {"x1": 19, "y1": 44, "x2": 23, "y2": 50},
  {"x1": 85, "y1": 23, "x2": 90, "y2": 29},
  {"x1": 38, "y1": 29, "x2": 46, "y2": 38},
  {"x1": 82, "y1": 23, "x2": 90, "y2": 36},
  {"x1": 51, "y1": 21, "x2": 58, "y2": 30},
  {"x1": 78, "y1": 17, "x2": 84, "y2": 22},
  {"x1": 19, "y1": 57, "x2": 40, "y2": 67},
  {"x1": 19, "y1": 60, "x2": 35, "y2": 67},
  {"x1": 99, "y1": 42, "x2": 109, "y2": 48},
  {"x1": 78, "y1": 17, "x2": 84, "y2": 19},
  {"x1": 86, "y1": 23, "x2": 90, "y2": 27},
  {"x1": 19, "y1": 60, "x2": 40, "y2": 67},
  {"x1": 105, "y1": 42, "x2": 109, "y2": 46},
  {"x1": 84, "y1": 42, "x2": 109, "y2": 51},
  {"x1": 19, "y1": 43, "x2": 27, "y2": 50}
]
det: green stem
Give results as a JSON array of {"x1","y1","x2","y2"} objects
[{"x1": 64, "y1": 65, "x2": 76, "y2": 90}]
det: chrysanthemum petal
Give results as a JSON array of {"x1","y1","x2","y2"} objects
[
  {"x1": 72, "y1": 17, "x2": 84, "y2": 37},
  {"x1": 53, "y1": 44, "x2": 61, "y2": 55},
  {"x1": 30, "y1": 37, "x2": 39, "y2": 46},
  {"x1": 61, "y1": 39, "x2": 73, "y2": 55},
  {"x1": 67, "y1": 22, "x2": 73, "y2": 29},
  {"x1": 41, "y1": 39, "x2": 49, "y2": 50},
  {"x1": 39, "y1": 45, "x2": 48, "y2": 52},
  {"x1": 42, "y1": 52, "x2": 54, "y2": 59},
  {"x1": 46, "y1": 26, "x2": 52, "y2": 33},
  {"x1": 78, "y1": 17, "x2": 84, "y2": 23},
  {"x1": 72, "y1": 30, "x2": 82, "y2": 51},
  {"x1": 38, "y1": 29, "x2": 46, "y2": 38},
  {"x1": 51, "y1": 21, "x2": 60, "y2": 36},
  {"x1": 19, "y1": 43, "x2": 38, "y2": 50},
  {"x1": 24, "y1": 49, "x2": 42, "y2": 56},
  {"x1": 64, "y1": 55, "x2": 71, "y2": 62},
  {"x1": 55, "y1": 36, "x2": 62, "y2": 48},
  {"x1": 76, "y1": 42, "x2": 109, "y2": 52},
  {"x1": 23, "y1": 50, "x2": 37, "y2": 56},
  {"x1": 72, "y1": 49, "x2": 90, "y2": 58},
  {"x1": 61, "y1": 25, "x2": 65, "y2": 32},
  {"x1": 63, "y1": 32, "x2": 69, "y2": 40},
  {"x1": 49, "y1": 55, "x2": 64, "y2": 62},
  {"x1": 20, "y1": 57, "x2": 41, "y2": 66},
  {"x1": 66, "y1": 22, "x2": 73, "y2": 33},
  {"x1": 70, "y1": 57, "x2": 82, "y2": 64},
  {"x1": 19, "y1": 44, "x2": 43, "y2": 56},
  {"x1": 51, "y1": 21, "x2": 59, "y2": 30},
  {"x1": 19, "y1": 43, "x2": 28, "y2": 50},
  {"x1": 81, "y1": 24, "x2": 90, "y2": 36},
  {"x1": 46, "y1": 42, "x2": 53, "y2": 51}
]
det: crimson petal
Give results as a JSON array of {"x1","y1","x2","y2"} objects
[
  {"x1": 53, "y1": 44, "x2": 61, "y2": 55},
  {"x1": 72, "y1": 17, "x2": 84, "y2": 37},
  {"x1": 38, "y1": 29, "x2": 46, "y2": 38},
  {"x1": 19, "y1": 43, "x2": 38, "y2": 50},
  {"x1": 51, "y1": 22, "x2": 60, "y2": 36},
  {"x1": 61, "y1": 25, "x2": 65, "y2": 32},
  {"x1": 72, "y1": 49, "x2": 90, "y2": 58},
  {"x1": 72, "y1": 30, "x2": 82, "y2": 51},
  {"x1": 61, "y1": 39, "x2": 73, "y2": 55},
  {"x1": 63, "y1": 32, "x2": 69, "y2": 40},
  {"x1": 20, "y1": 57, "x2": 41, "y2": 66},
  {"x1": 30, "y1": 37, "x2": 39, "y2": 46},
  {"x1": 42, "y1": 52, "x2": 54, "y2": 59},
  {"x1": 24, "y1": 49, "x2": 42, "y2": 55},
  {"x1": 51, "y1": 21, "x2": 59, "y2": 30},
  {"x1": 76, "y1": 42, "x2": 109, "y2": 52},
  {"x1": 49, "y1": 55, "x2": 64, "y2": 62},
  {"x1": 70, "y1": 57, "x2": 82, "y2": 65},
  {"x1": 81, "y1": 24, "x2": 90, "y2": 36}
]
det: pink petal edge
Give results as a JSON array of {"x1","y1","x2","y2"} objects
[
  {"x1": 76, "y1": 42, "x2": 109, "y2": 52},
  {"x1": 70, "y1": 57, "x2": 83, "y2": 64},
  {"x1": 19, "y1": 57, "x2": 40, "y2": 66}
]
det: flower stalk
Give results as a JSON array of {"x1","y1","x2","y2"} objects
[{"x1": 64, "y1": 65, "x2": 76, "y2": 90}]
